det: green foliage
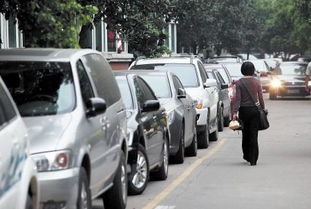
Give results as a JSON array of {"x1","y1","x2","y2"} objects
[{"x1": 0, "y1": 0, "x2": 97, "y2": 48}]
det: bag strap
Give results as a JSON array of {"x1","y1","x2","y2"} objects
[{"x1": 239, "y1": 78, "x2": 260, "y2": 107}]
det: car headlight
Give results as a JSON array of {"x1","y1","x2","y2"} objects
[
  {"x1": 271, "y1": 79, "x2": 282, "y2": 88},
  {"x1": 167, "y1": 111, "x2": 175, "y2": 124},
  {"x1": 31, "y1": 150, "x2": 71, "y2": 172}
]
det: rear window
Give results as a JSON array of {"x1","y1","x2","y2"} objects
[
  {"x1": 139, "y1": 75, "x2": 172, "y2": 98},
  {"x1": 131, "y1": 63, "x2": 199, "y2": 87},
  {"x1": 279, "y1": 63, "x2": 307, "y2": 76},
  {"x1": 222, "y1": 63, "x2": 243, "y2": 77},
  {"x1": 115, "y1": 77, "x2": 134, "y2": 110}
]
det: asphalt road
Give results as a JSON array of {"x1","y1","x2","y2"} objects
[{"x1": 93, "y1": 94, "x2": 311, "y2": 209}]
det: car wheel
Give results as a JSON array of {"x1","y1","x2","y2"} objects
[
  {"x1": 198, "y1": 120, "x2": 210, "y2": 149},
  {"x1": 269, "y1": 91, "x2": 277, "y2": 100},
  {"x1": 185, "y1": 126, "x2": 197, "y2": 157},
  {"x1": 170, "y1": 125, "x2": 184, "y2": 164},
  {"x1": 128, "y1": 144, "x2": 149, "y2": 195},
  {"x1": 103, "y1": 152, "x2": 127, "y2": 209},
  {"x1": 26, "y1": 193, "x2": 33, "y2": 209},
  {"x1": 151, "y1": 138, "x2": 169, "y2": 180},
  {"x1": 210, "y1": 117, "x2": 219, "y2": 142},
  {"x1": 77, "y1": 168, "x2": 91, "y2": 209},
  {"x1": 218, "y1": 107, "x2": 224, "y2": 132}
]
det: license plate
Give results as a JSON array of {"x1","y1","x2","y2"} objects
[{"x1": 287, "y1": 89, "x2": 300, "y2": 94}]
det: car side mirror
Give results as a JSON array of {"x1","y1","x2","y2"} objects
[
  {"x1": 221, "y1": 84, "x2": 229, "y2": 89},
  {"x1": 86, "y1": 97, "x2": 107, "y2": 117},
  {"x1": 177, "y1": 88, "x2": 186, "y2": 99},
  {"x1": 142, "y1": 100, "x2": 160, "y2": 112},
  {"x1": 204, "y1": 78, "x2": 218, "y2": 88}
]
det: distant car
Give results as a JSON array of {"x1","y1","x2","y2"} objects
[
  {"x1": 209, "y1": 55, "x2": 243, "y2": 64},
  {"x1": 130, "y1": 70, "x2": 198, "y2": 163},
  {"x1": 249, "y1": 59, "x2": 271, "y2": 91},
  {"x1": 269, "y1": 62, "x2": 309, "y2": 99},
  {"x1": 204, "y1": 67, "x2": 231, "y2": 131},
  {"x1": 130, "y1": 56, "x2": 219, "y2": 148},
  {"x1": 0, "y1": 77, "x2": 39, "y2": 209},
  {"x1": 0, "y1": 48, "x2": 128, "y2": 209},
  {"x1": 114, "y1": 72, "x2": 169, "y2": 195}
]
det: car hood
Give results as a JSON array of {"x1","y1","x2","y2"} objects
[
  {"x1": 159, "y1": 98, "x2": 176, "y2": 112},
  {"x1": 23, "y1": 114, "x2": 72, "y2": 154},
  {"x1": 184, "y1": 87, "x2": 205, "y2": 101},
  {"x1": 275, "y1": 75, "x2": 305, "y2": 83}
]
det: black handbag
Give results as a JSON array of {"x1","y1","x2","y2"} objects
[{"x1": 240, "y1": 79, "x2": 270, "y2": 131}]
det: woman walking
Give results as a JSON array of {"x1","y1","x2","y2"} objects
[{"x1": 232, "y1": 62, "x2": 265, "y2": 166}]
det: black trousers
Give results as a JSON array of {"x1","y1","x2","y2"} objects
[{"x1": 239, "y1": 106, "x2": 259, "y2": 164}]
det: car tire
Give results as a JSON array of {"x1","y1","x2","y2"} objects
[
  {"x1": 128, "y1": 144, "x2": 149, "y2": 195},
  {"x1": 218, "y1": 107, "x2": 224, "y2": 132},
  {"x1": 26, "y1": 193, "x2": 33, "y2": 209},
  {"x1": 185, "y1": 128, "x2": 197, "y2": 157},
  {"x1": 151, "y1": 138, "x2": 169, "y2": 180},
  {"x1": 269, "y1": 91, "x2": 277, "y2": 100},
  {"x1": 210, "y1": 117, "x2": 219, "y2": 142},
  {"x1": 77, "y1": 167, "x2": 92, "y2": 209},
  {"x1": 103, "y1": 152, "x2": 127, "y2": 209},
  {"x1": 198, "y1": 120, "x2": 210, "y2": 149},
  {"x1": 170, "y1": 126, "x2": 184, "y2": 164}
]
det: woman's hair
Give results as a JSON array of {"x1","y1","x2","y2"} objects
[{"x1": 241, "y1": 62, "x2": 255, "y2": 76}]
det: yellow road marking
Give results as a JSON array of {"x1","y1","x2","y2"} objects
[{"x1": 142, "y1": 139, "x2": 226, "y2": 209}]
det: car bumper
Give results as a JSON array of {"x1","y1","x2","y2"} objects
[
  {"x1": 38, "y1": 168, "x2": 80, "y2": 209},
  {"x1": 271, "y1": 86, "x2": 310, "y2": 96},
  {"x1": 196, "y1": 108, "x2": 208, "y2": 126}
]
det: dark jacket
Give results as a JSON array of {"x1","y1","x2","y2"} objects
[{"x1": 233, "y1": 77, "x2": 265, "y2": 113}]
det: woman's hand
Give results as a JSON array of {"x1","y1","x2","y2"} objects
[{"x1": 232, "y1": 113, "x2": 238, "y2": 120}]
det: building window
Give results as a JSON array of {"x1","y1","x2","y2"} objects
[
  {"x1": 107, "y1": 29, "x2": 116, "y2": 52},
  {"x1": 95, "y1": 20, "x2": 102, "y2": 51},
  {"x1": 80, "y1": 24, "x2": 93, "y2": 49},
  {"x1": 171, "y1": 24, "x2": 176, "y2": 53}
]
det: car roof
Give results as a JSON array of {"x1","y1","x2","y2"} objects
[
  {"x1": 134, "y1": 57, "x2": 197, "y2": 65},
  {"x1": 0, "y1": 48, "x2": 97, "y2": 62},
  {"x1": 204, "y1": 64, "x2": 223, "y2": 69},
  {"x1": 281, "y1": 61, "x2": 307, "y2": 65},
  {"x1": 115, "y1": 69, "x2": 169, "y2": 77}
]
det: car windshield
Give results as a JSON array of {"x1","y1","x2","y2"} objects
[
  {"x1": 132, "y1": 63, "x2": 199, "y2": 87},
  {"x1": 139, "y1": 74, "x2": 172, "y2": 98},
  {"x1": 279, "y1": 63, "x2": 307, "y2": 76},
  {"x1": 222, "y1": 63, "x2": 243, "y2": 77},
  {"x1": 251, "y1": 61, "x2": 268, "y2": 72},
  {"x1": 0, "y1": 61, "x2": 75, "y2": 117},
  {"x1": 115, "y1": 76, "x2": 134, "y2": 110}
]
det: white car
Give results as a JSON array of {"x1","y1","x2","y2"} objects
[
  {"x1": 129, "y1": 56, "x2": 219, "y2": 148},
  {"x1": 0, "y1": 77, "x2": 39, "y2": 209}
]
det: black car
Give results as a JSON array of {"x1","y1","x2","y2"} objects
[
  {"x1": 114, "y1": 72, "x2": 169, "y2": 195},
  {"x1": 204, "y1": 67, "x2": 231, "y2": 131},
  {"x1": 269, "y1": 62, "x2": 309, "y2": 99}
]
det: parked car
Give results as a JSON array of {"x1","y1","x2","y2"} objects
[
  {"x1": 208, "y1": 55, "x2": 243, "y2": 64},
  {"x1": 269, "y1": 62, "x2": 309, "y2": 99},
  {"x1": 0, "y1": 77, "x2": 39, "y2": 209},
  {"x1": 0, "y1": 48, "x2": 128, "y2": 209},
  {"x1": 249, "y1": 59, "x2": 271, "y2": 91},
  {"x1": 204, "y1": 67, "x2": 231, "y2": 131},
  {"x1": 130, "y1": 70, "x2": 198, "y2": 163},
  {"x1": 114, "y1": 72, "x2": 169, "y2": 195},
  {"x1": 222, "y1": 62, "x2": 244, "y2": 82},
  {"x1": 130, "y1": 56, "x2": 219, "y2": 148}
]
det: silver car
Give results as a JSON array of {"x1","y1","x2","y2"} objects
[
  {"x1": 130, "y1": 70, "x2": 198, "y2": 163},
  {"x1": 0, "y1": 48, "x2": 128, "y2": 209}
]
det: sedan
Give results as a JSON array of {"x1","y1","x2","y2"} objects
[
  {"x1": 130, "y1": 70, "x2": 198, "y2": 164},
  {"x1": 114, "y1": 72, "x2": 169, "y2": 195},
  {"x1": 269, "y1": 62, "x2": 309, "y2": 99}
]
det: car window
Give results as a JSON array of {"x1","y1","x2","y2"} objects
[
  {"x1": 215, "y1": 71, "x2": 226, "y2": 84},
  {"x1": 172, "y1": 75, "x2": 184, "y2": 92},
  {"x1": 137, "y1": 77, "x2": 157, "y2": 101},
  {"x1": 0, "y1": 81, "x2": 16, "y2": 126},
  {"x1": 198, "y1": 61, "x2": 208, "y2": 83},
  {"x1": 279, "y1": 63, "x2": 307, "y2": 76},
  {"x1": 82, "y1": 54, "x2": 121, "y2": 106},
  {"x1": 131, "y1": 63, "x2": 199, "y2": 87},
  {"x1": 217, "y1": 67, "x2": 230, "y2": 84},
  {"x1": 134, "y1": 78, "x2": 145, "y2": 108},
  {"x1": 0, "y1": 61, "x2": 75, "y2": 117},
  {"x1": 206, "y1": 71, "x2": 215, "y2": 79},
  {"x1": 222, "y1": 63, "x2": 243, "y2": 77},
  {"x1": 138, "y1": 74, "x2": 172, "y2": 98},
  {"x1": 115, "y1": 76, "x2": 134, "y2": 110},
  {"x1": 76, "y1": 60, "x2": 94, "y2": 106}
]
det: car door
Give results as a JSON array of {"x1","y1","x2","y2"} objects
[
  {"x1": 0, "y1": 80, "x2": 27, "y2": 208},
  {"x1": 135, "y1": 77, "x2": 164, "y2": 164},
  {"x1": 172, "y1": 75, "x2": 194, "y2": 145}
]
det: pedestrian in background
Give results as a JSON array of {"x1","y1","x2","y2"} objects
[{"x1": 232, "y1": 62, "x2": 265, "y2": 166}]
